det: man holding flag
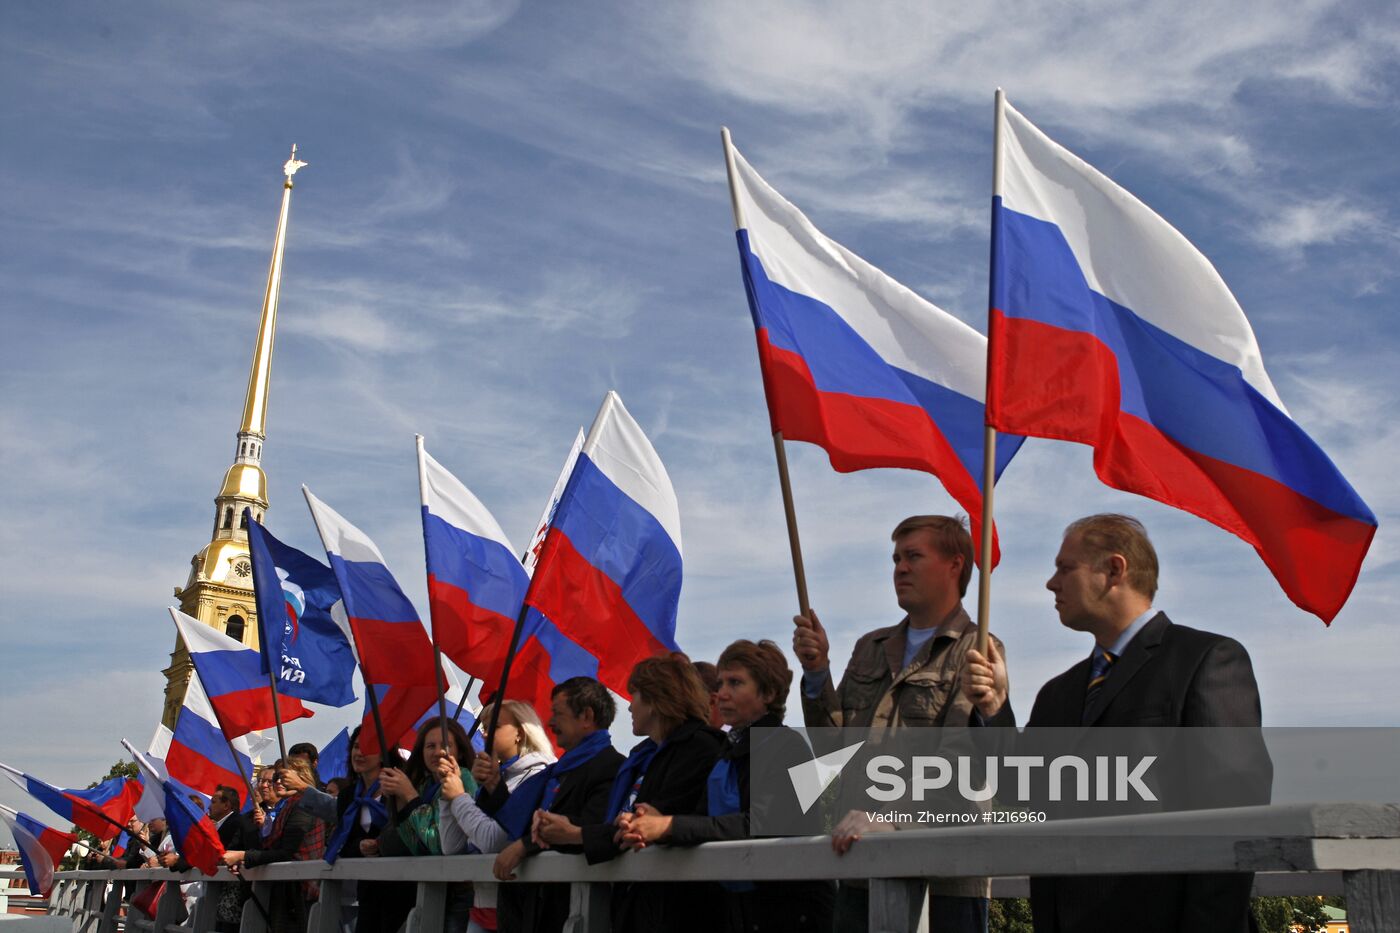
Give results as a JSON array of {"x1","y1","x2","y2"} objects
[
  {"x1": 723, "y1": 131, "x2": 1011, "y2": 933},
  {"x1": 793, "y1": 515, "x2": 999, "y2": 932}
]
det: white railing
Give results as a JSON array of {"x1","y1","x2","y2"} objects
[{"x1": 44, "y1": 802, "x2": 1400, "y2": 933}]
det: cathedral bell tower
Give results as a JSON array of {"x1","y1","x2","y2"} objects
[{"x1": 161, "y1": 147, "x2": 308, "y2": 729}]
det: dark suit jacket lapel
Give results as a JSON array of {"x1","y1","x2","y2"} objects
[{"x1": 1082, "y1": 612, "x2": 1170, "y2": 725}]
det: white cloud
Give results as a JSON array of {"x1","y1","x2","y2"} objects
[{"x1": 1253, "y1": 197, "x2": 1385, "y2": 256}]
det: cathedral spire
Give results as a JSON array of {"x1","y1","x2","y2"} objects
[
  {"x1": 163, "y1": 147, "x2": 309, "y2": 729},
  {"x1": 218, "y1": 146, "x2": 308, "y2": 527},
  {"x1": 237, "y1": 145, "x2": 307, "y2": 452}
]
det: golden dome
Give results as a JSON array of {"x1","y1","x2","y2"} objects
[{"x1": 219, "y1": 462, "x2": 268, "y2": 505}]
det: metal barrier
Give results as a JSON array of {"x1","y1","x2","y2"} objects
[{"x1": 39, "y1": 802, "x2": 1400, "y2": 933}]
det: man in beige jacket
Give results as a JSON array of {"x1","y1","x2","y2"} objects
[{"x1": 793, "y1": 514, "x2": 1004, "y2": 933}]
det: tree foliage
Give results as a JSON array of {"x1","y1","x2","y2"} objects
[
  {"x1": 86, "y1": 759, "x2": 138, "y2": 787},
  {"x1": 1252, "y1": 896, "x2": 1333, "y2": 933},
  {"x1": 990, "y1": 897, "x2": 1034, "y2": 933}
]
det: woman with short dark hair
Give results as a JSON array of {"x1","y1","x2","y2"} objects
[{"x1": 620, "y1": 640, "x2": 835, "y2": 932}]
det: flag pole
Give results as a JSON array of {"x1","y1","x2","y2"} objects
[
  {"x1": 360, "y1": 673, "x2": 394, "y2": 768},
  {"x1": 721, "y1": 126, "x2": 812, "y2": 617},
  {"x1": 976, "y1": 89, "x2": 1007, "y2": 656},
  {"x1": 244, "y1": 508, "x2": 291, "y2": 761},
  {"x1": 452, "y1": 676, "x2": 477, "y2": 721},
  {"x1": 266, "y1": 672, "x2": 289, "y2": 763},
  {"x1": 415, "y1": 435, "x2": 452, "y2": 755},
  {"x1": 301, "y1": 486, "x2": 394, "y2": 766},
  {"x1": 222, "y1": 738, "x2": 260, "y2": 810},
  {"x1": 481, "y1": 601, "x2": 533, "y2": 765}
]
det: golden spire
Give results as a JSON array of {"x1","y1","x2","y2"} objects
[
  {"x1": 212, "y1": 147, "x2": 309, "y2": 529},
  {"x1": 162, "y1": 147, "x2": 309, "y2": 730},
  {"x1": 238, "y1": 144, "x2": 307, "y2": 439}
]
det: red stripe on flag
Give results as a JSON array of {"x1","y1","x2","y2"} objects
[
  {"x1": 181, "y1": 816, "x2": 226, "y2": 876},
  {"x1": 63, "y1": 782, "x2": 141, "y2": 840},
  {"x1": 358, "y1": 685, "x2": 441, "y2": 757},
  {"x1": 988, "y1": 310, "x2": 1375, "y2": 622},
  {"x1": 526, "y1": 532, "x2": 669, "y2": 697},
  {"x1": 428, "y1": 575, "x2": 518, "y2": 685},
  {"x1": 164, "y1": 743, "x2": 246, "y2": 799},
  {"x1": 210, "y1": 687, "x2": 313, "y2": 738},
  {"x1": 757, "y1": 329, "x2": 1000, "y2": 566},
  {"x1": 348, "y1": 617, "x2": 438, "y2": 686}
]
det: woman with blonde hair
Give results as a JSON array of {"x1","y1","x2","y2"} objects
[{"x1": 438, "y1": 700, "x2": 556, "y2": 933}]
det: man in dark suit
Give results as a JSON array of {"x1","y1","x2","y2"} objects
[
  {"x1": 964, "y1": 513, "x2": 1268, "y2": 933},
  {"x1": 485, "y1": 676, "x2": 624, "y2": 933}
]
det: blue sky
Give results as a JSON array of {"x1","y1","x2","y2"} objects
[{"x1": 3, "y1": 1, "x2": 1398, "y2": 840}]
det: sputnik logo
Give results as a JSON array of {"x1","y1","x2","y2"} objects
[{"x1": 787, "y1": 740, "x2": 865, "y2": 814}]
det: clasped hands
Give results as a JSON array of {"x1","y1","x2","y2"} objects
[{"x1": 490, "y1": 803, "x2": 675, "y2": 882}]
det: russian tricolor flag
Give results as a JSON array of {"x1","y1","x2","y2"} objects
[
  {"x1": 725, "y1": 137, "x2": 1022, "y2": 557},
  {"x1": 164, "y1": 674, "x2": 257, "y2": 805},
  {"x1": 419, "y1": 440, "x2": 532, "y2": 683},
  {"x1": 170, "y1": 608, "x2": 313, "y2": 738},
  {"x1": 525, "y1": 392, "x2": 682, "y2": 696},
  {"x1": 123, "y1": 740, "x2": 225, "y2": 877},
  {"x1": 0, "y1": 807, "x2": 77, "y2": 896},
  {"x1": 418, "y1": 436, "x2": 598, "y2": 724},
  {"x1": 304, "y1": 486, "x2": 439, "y2": 688},
  {"x1": 0, "y1": 762, "x2": 140, "y2": 841},
  {"x1": 988, "y1": 97, "x2": 1376, "y2": 623}
]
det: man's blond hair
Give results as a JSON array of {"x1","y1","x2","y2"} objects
[{"x1": 1065, "y1": 513, "x2": 1159, "y2": 599}]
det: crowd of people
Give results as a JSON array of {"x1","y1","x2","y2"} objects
[{"x1": 83, "y1": 511, "x2": 1266, "y2": 933}]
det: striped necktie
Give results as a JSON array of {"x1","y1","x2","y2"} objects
[{"x1": 1082, "y1": 647, "x2": 1117, "y2": 724}]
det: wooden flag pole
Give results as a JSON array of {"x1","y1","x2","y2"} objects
[
  {"x1": 721, "y1": 126, "x2": 813, "y2": 618},
  {"x1": 771, "y1": 431, "x2": 812, "y2": 617},
  {"x1": 976, "y1": 89, "x2": 1007, "y2": 656}
]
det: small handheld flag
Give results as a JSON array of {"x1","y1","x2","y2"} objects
[
  {"x1": 0, "y1": 762, "x2": 140, "y2": 841},
  {"x1": 0, "y1": 807, "x2": 78, "y2": 896},
  {"x1": 122, "y1": 740, "x2": 225, "y2": 877}
]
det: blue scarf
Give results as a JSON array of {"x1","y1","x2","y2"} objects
[
  {"x1": 707, "y1": 734, "x2": 751, "y2": 891},
  {"x1": 323, "y1": 779, "x2": 387, "y2": 865},
  {"x1": 496, "y1": 730, "x2": 613, "y2": 840},
  {"x1": 605, "y1": 738, "x2": 661, "y2": 823},
  {"x1": 705, "y1": 759, "x2": 741, "y2": 817}
]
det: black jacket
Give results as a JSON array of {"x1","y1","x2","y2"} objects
[
  {"x1": 581, "y1": 718, "x2": 725, "y2": 863},
  {"x1": 667, "y1": 713, "x2": 834, "y2": 933},
  {"x1": 986, "y1": 613, "x2": 1269, "y2": 933},
  {"x1": 483, "y1": 736, "x2": 623, "y2": 933},
  {"x1": 582, "y1": 719, "x2": 725, "y2": 933}
]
